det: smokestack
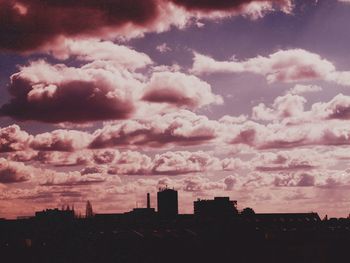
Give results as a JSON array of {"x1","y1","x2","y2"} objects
[{"x1": 147, "y1": 193, "x2": 151, "y2": 209}]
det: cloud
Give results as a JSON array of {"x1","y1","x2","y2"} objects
[
  {"x1": 90, "y1": 110, "x2": 219, "y2": 148},
  {"x1": 0, "y1": 125, "x2": 31, "y2": 152},
  {"x1": 41, "y1": 171, "x2": 107, "y2": 186},
  {"x1": 33, "y1": 151, "x2": 90, "y2": 166},
  {"x1": 192, "y1": 49, "x2": 350, "y2": 85},
  {"x1": 226, "y1": 119, "x2": 350, "y2": 149},
  {"x1": 30, "y1": 130, "x2": 92, "y2": 151},
  {"x1": 252, "y1": 150, "x2": 326, "y2": 172},
  {"x1": 151, "y1": 151, "x2": 221, "y2": 175},
  {"x1": 156, "y1": 43, "x2": 172, "y2": 53},
  {"x1": 252, "y1": 94, "x2": 306, "y2": 121},
  {"x1": 81, "y1": 166, "x2": 105, "y2": 175},
  {"x1": 311, "y1": 93, "x2": 350, "y2": 120},
  {"x1": 288, "y1": 84, "x2": 322, "y2": 95},
  {"x1": 0, "y1": 41, "x2": 221, "y2": 123},
  {"x1": 5, "y1": 93, "x2": 350, "y2": 155},
  {"x1": 0, "y1": 158, "x2": 33, "y2": 184},
  {"x1": 0, "y1": 0, "x2": 293, "y2": 52},
  {"x1": 296, "y1": 173, "x2": 315, "y2": 187},
  {"x1": 48, "y1": 39, "x2": 153, "y2": 69},
  {"x1": 0, "y1": 0, "x2": 159, "y2": 51},
  {"x1": 170, "y1": 0, "x2": 293, "y2": 12},
  {"x1": 142, "y1": 71, "x2": 223, "y2": 109},
  {"x1": 107, "y1": 151, "x2": 152, "y2": 175},
  {"x1": 252, "y1": 93, "x2": 350, "y2": 123},
  {"x1": 0, "y1": 59, "x2": 142, "y2": 122},
  {"x1": 182, "y1": 176, "x2": 226, "y2": 192},
  {"x1": 273, "y1": 173, "x2": 315, "y2": 187}
]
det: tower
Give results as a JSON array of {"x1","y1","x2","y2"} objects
[
  {"x1": 157, "y1": 187, "x2": 178, "y2": 218},
  {"x1": 147, "y1": 193, "x2": 151, "y2": 209}
]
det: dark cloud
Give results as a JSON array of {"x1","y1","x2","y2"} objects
[
  {"x1": 171, "y1": 0, "x2": 284, "y2": 11},
  {"x1": 297, "y1": 173, "x2": 315, "y2": 187},
  {"x1": 0, "y1": 60, "x2": 137, "y2": 123},
  {"x1": 0, "y1": 0, "x2": 292, "y2": 52},
  {"x1": 0, "y1": 158, "x2": 32, "y2": 184},
  {"x1": 1, "y1": 80, "x2": 134, "y2": 123},
  {"x1": 0, "y1": 0, "x2": 158, "y2": 51}
]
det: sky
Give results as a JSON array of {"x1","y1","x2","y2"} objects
[{"x1": 1, "y1": 0, "x2": 350, "y2": 219}]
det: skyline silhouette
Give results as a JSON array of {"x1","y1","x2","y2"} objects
[
  {"x1": 1, "y1": 187, "x2": 347, "y2": 263},
  {"x1": 0, "y1": 188, "x2": 340, "y2": 221},
  {"x1": 1, "y1": 0, "x2": 350, "y2": 222}
]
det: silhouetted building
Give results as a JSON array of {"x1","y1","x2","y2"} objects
[
  {"x1": 35, "y1": 208, "x2": 75, "y2": 221},
  {"x1": 241, "y1": 207, "x2": 255, "y2": 217},
  {"x1": 157, "y1": 187, "x2": 178, "y2": 218},
  {"x1": 252, "y1": 213, "x2": 321, "y2": 225},
  {"x1": 16, "y1": 216, "x2": 33, "y2": 220},
  {"x1": 194, "y1": 197, "x2": 238, "y2": 218},
  {"x1": 128, "y1": 193, "x2": 155, "y2": 218}
]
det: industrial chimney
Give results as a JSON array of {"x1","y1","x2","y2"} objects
[{"x1": 147, "y1": 193, "x2": 151, "y2": 209}]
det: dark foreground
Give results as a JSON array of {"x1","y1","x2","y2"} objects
[{"x1": 1, "y1": 215, "x2": 349, "y2": 263}]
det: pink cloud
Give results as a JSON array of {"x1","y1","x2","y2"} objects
[
  {"x1": 272, "y1": 173, "x2": 315, "y2": 187},
  {"x1": 142, "y1": 71, "x2": 223, "y2": 109},
  {"x1": 288, "y1": 84, "x2": 322, "y2": 95},
  {"x1": 226, "y1": 120, "x2": 350, "y2": 149},
  {"x1": 90, "y1": 110, "x2": 219, "y2": 148},
  {"x1": 41, "y1": 171, "x2": 107, "y2": 186},
  {"x1": 311, "y1": 93, "x2": 350, "y2": 120},
  {"x1": 0, "y1": 158, "x2": 33, "y2": 184},
  {"x1": 192, "y1": 49, "x2": 350, "y2": 85},
  {"x1": 156, "y1": 43, "x2": 172, "y2": 53},
  {"x1": 151, "y1": 151, "x2": 221, "y2": 175},
  {"x1": 31, "y1": 130, "x2": 92, "y2": 151},
  {"x1": 253, "y1": 93, "x2": 350, "y2": 123},
  {"x1": 0, "y1": 124, "x2": 31, "y2": 152},
  {"x1": 33, "y1": 151, "x2": 90, "y2": 166},
  {"x1": 107, "y1": 151, "x2": 152, "y2": 175},
  {"x1": 182, "y1": 176, "x2": 227, "y2": 192},
  {"x1": 252, "y1": 94, "x2": 306, "y2": 121},
  {"x1": 0, "y1": 43, "x2": 221, "y2": 123},
  {"x1": 252, "y1": 150, "x2": 327, "y2": 172},
  {"x1": 0, "y1": 59, "x2": 142, "y2": 122},
  {"x1": 48, "y1": 39, "x2": 153, "y2": 69},
  {"x1": 5, "y1": 92, "x2": 350, "y2": 156}
]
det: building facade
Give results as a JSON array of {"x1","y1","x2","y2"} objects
[
  {"x1": 157, "y1": 188, "x2": 178, "y2": 218},
  {"x1": 194, "y1": 197, "x2": 238, "y2": 218}
]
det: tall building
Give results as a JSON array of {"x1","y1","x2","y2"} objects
[
  {"x1": 157, "y1": 187, "x2": 178, "y2": 218},
  {"x1": 194, "y1": 197, "x2": 238, "y2": 218}
]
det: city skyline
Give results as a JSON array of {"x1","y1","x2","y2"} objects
[
  {"x1": 6, "y1": 189, "x2": 322, "y2": 220},
  {"x1": 2, "y1": 0, "x2": 350, "y2": 219}
]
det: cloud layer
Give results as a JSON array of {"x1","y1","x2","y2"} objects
[
  {"x1": 192, "y1": 49, "x2": 350, "y2": 86},
  {"x1": 0, "y1": 0, "x2": 293, "y2": 52}
]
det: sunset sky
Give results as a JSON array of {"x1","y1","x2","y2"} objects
[{"x1": 1, "y1": 0, "x2": 350, "y2": 218}]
